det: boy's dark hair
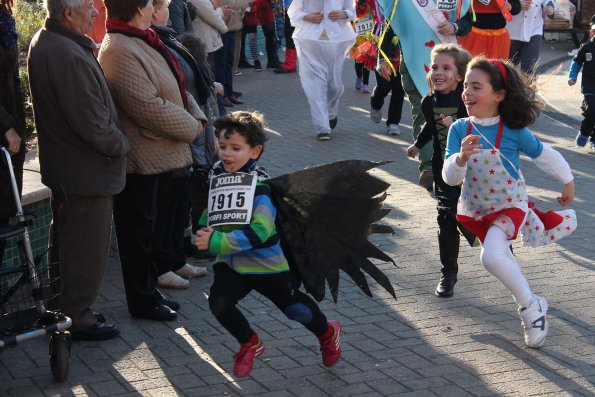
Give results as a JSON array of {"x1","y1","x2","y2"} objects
[
  {"x1": 427, "y1": 44, "x2": 471, "y2": 94},
  {"x1": 213, "y1": 111, "x2": 269, "y2": 153},
  {"x1": 467, "y1": 57, "x2": 543, "y2": 129}
]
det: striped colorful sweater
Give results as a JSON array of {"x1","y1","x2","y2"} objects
[{"x1": 198, "y1": 161, "x2": 290, "y2": 274}]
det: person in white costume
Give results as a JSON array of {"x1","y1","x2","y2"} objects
[
  {"x1": 288, "y1": 0, "x2": 356, "y2": 141},
  {"x1": 508, "y1": 0, "x2": 556, "y2": 73}
]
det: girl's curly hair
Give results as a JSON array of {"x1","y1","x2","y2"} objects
[{"x1": 467, "y1": 57, "x2": 543, "y2": 129}]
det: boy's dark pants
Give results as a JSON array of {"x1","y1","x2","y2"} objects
[
  {"x1": 580, "y1": 95, "x2": 595, "y2": 138},
  {"x1": 371, "y1": 70, "x2": 405, "y2": 127},
  {"x1": 209, "y1": 263, "x2": 328, "y2": 344}
]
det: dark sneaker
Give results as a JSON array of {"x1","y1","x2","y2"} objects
[
  {"x1": 233, "y1": 335, "x2": 265, "y2": 377},
  {"x1": 319, "y1": 320, "x2": 342, "y2": 367},
  {"x1": 575, "y1": 133, "x2": 588, "y2": 147},
  {"x1": 329, "y1": 117, "x2": 337, "y2": 130},
  {"x1": 434, "y1": 276, "x2": 456, "y2": 298},
  {"x1": 254, "y1": 60, "x2": 263, "y2": 72},
  {"x1": 316, "y1": 131, "x2": 331, "y2": 141}
]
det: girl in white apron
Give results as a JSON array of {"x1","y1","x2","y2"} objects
[{"x1": 442, "y1": 57, "x2": 576, "y2": 348}]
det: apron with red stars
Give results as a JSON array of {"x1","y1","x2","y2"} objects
[{"x1": 455, "y1": 120, "x2": 577, "y2": 246}]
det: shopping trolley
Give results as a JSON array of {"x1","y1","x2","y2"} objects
[{"x1": 0, "y1": 146, "x2": 71, "y2": 381}]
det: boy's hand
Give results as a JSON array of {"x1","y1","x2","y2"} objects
[
  {"x1": 406, "y1": 144, "x2": 418, "y2": 158},
  {"x1": 568, "y1": 79, "x2": 576, "y2": 86},
  {"x1": 558, "y1": 181, "x2": 575, "y2": 206},
  {"x1": 457, "y1": 134, "x2": 481, "y2": 166},
  {"x1": 195, "y1": 227, "x2": 214, "y2": 250}
]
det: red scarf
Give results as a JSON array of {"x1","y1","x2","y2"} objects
[{"x1": 106, "y1": 18, "x2": 188, "y2": 109}]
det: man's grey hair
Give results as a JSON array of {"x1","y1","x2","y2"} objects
[{"x1": 44, "y1": 0, "x2": 86, "y2": 21}]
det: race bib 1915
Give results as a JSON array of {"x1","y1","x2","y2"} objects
[{"x1": 207, "y1": 172, "x2": 257, "y2": 226}]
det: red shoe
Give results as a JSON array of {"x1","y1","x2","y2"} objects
[
  {"x1": 233, "y1": 334, "x2": 265, "y2": 377},
  {"x1": 319, "y1": 320, "x2": 342, "y2": 367}
]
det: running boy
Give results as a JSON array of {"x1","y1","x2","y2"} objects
[
  {"x1": 195, "y1": 111, "x2": 342, "y2": 377},
  {"x1": 568, "y1": 16, "x2": 595, "y2": 149}
]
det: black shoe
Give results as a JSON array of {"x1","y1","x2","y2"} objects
[
  {"x1": 274, "y1": 67, "x2": 296, "y2": 74},
  {"x1": 267, "y1": 61, "x2": 282, "y2": 69},
  {"x1": 329, "y1": 117, "x2": 338, "y2": 130},
  {"x1": 130, "y1": 304, "x2": 178, "y2": 321},
  {"x1": 254, "y1": 60, "x2": 263, "y2": 72},
  {"x1": 93, "y1": 311, "x2": 106, "y2": 323},
  {"x1": 155, "y1": 290, "x2": 181, "y2": 311},
  {"x1": 228, "y1": 95, "x2": 244, "y2": 105},
  {"x1": 71, "y1": 322, "x2": 120, "y2": 341},
  {"x1": 434, "y1": 276, "x2": 457, "y2": 298},
  {"x1": 238, "y1": 60, "x2": 253, "y2": 69},
  {"x1": 233, "y1": 91, "x2": 242, "y2": 98}
]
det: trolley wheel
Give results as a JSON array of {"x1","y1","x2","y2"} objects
[{"x1": 49, "y1": 331, "x2": 71, "y2": 382}]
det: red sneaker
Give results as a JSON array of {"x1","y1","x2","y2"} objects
[
  {"x1": 233, "y1": 335, "x2": 265, "y2": 378},
  {"x1": 319, "y1": 320, "x2": 342, "y2": 367}
]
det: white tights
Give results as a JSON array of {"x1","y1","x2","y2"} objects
[{"x1": 480, "y1": 226, "x2": 534, "y2": 307}]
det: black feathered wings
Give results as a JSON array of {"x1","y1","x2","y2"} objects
[{"x1": 267, "y1": 160, "x2": 397, "y2": 303}]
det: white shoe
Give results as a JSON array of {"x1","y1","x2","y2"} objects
[
  {"x1": 370, "y1": 106, "x2": 382, "y2": 123},
  {"x1": 518, "y1": 295, "x2": 549, "y2": 348},
  {"x1": 158, "y1": 271, "x2": 190, "y2": 289},
  {"x1": 175, "y1": 263, "x2": 207, "y2": 278},
  {"x1": 568, "y1": 48, "x2": 578, "y2": 57},
  {"x1": 387, "y1": 124, "x2": 401, "y2": 136}
]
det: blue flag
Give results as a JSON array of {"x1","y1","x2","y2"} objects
[{"x1": 377, "y1": 0, "x2": 470, "y2": 96}]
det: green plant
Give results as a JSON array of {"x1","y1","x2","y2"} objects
[
  {"x1": 14, "y1": 0, "x2": 45, "y2": 52},
  {"x1": 18, "y1": 66, "x2": 35, "y2": 139}
]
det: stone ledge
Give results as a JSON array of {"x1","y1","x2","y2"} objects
[{"x1": 22, "y1": 149, "x2": 50, "y2": 206}]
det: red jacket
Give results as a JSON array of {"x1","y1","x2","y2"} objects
[{"x1": 244, "y1": 0, "x2": 274, "y2": 26}]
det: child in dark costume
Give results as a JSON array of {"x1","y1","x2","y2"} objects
[
  {"x1": 195, "y1": 111, "x2": 341, "y2": 378},
  {"x1": 568, "y1": 17, "x2": 595, "y2": 149},
  {"x1": 407, "y1": 44, "x2": 473, "y2": 298}
]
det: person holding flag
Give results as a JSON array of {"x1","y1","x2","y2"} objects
[{"x1": 376, "y1": 0, "x2": 471, "y2": 193}]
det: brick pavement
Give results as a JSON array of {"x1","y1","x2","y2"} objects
[{"x1": 1, "y1": 42, "x2": 594, "y2": 396}]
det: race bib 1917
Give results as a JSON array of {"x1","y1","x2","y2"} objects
[{"x1": 207, "y1": 172, "x2": 257, "y2": 226}]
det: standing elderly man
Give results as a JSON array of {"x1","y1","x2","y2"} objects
[{"x1": 28, "y1": 0, "x2": 129, "y2": 341}]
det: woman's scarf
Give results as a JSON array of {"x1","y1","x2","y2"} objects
[
  {"x1": 106, "y1": 18, "x2": 188, "y2": 109},
  {"x1": 0, "y1": 7, "x2": 17, "y2": 49}
]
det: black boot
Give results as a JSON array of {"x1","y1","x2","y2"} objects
[{"x1": 434, "y1": 231, "x2": 460, "y2": 298}]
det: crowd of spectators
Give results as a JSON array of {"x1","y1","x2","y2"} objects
[{"x1": 1, "y1": 0, "x2": 585, "y2": 343}]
